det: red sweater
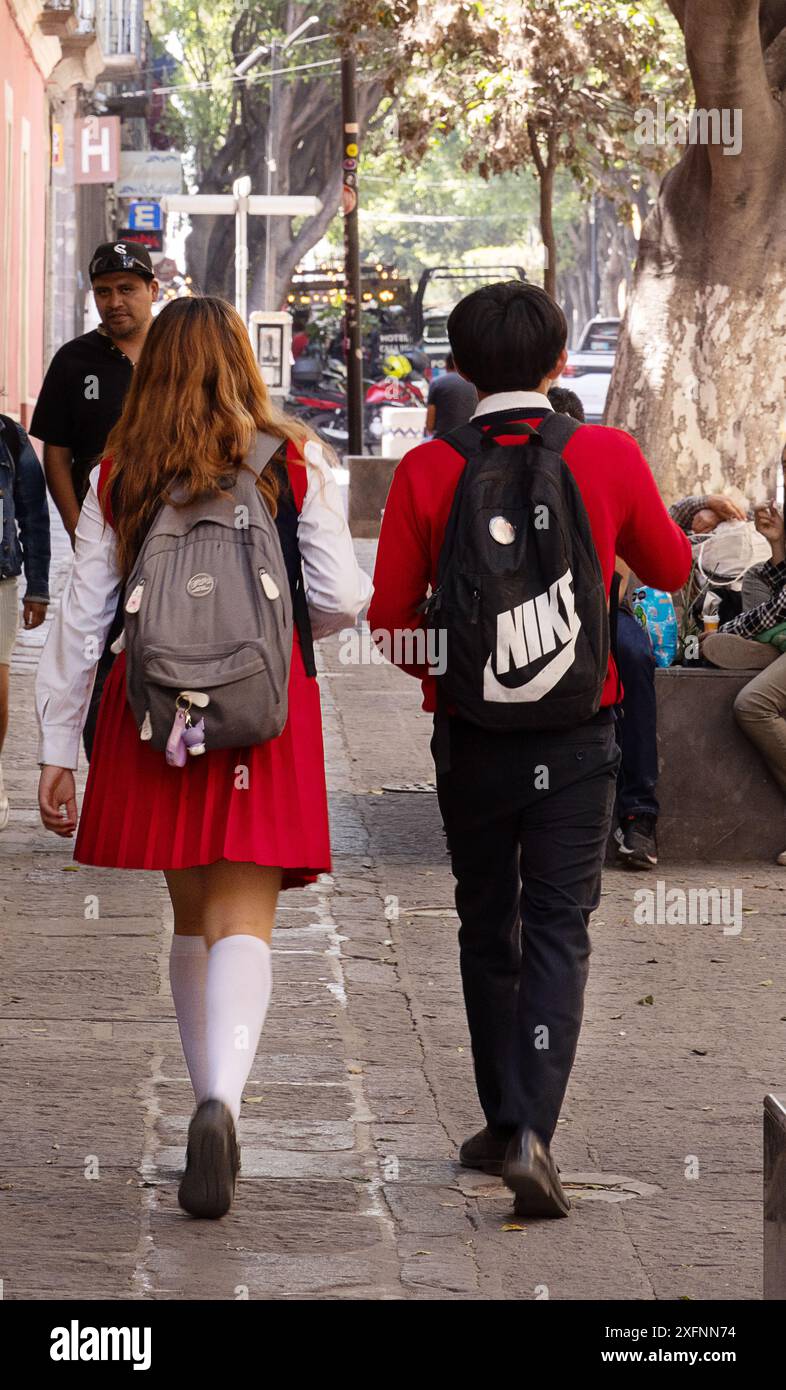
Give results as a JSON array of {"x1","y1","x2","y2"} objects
[{"x1": 367, "y1": 406, "x2": 692, "y2": 712}]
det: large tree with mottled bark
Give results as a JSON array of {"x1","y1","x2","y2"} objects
[{"x1": 605, "y1": 0, "x2": 786, "y2": 500}]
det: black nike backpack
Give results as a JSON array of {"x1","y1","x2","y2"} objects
[{"x1": 423, "y1": 412, "x2": 610, "y2": 731}]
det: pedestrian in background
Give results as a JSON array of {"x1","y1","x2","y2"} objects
[
  {"x1": 29, "y1": 242, "x2": 159, "y2": 761},
  {"x1": 0, "y1": 415, "x2": 50, "y2": 830},
  {"x1": 35, "y1": 296, "x2": 372, "y2": 1220},
  {"x1": 425, "y1": 351, "x2": 478, "y2": 439}
]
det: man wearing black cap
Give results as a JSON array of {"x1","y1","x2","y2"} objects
[
  {"x1": 30, "y1": 240, "x2": 158, "y2": 757},
  {"x1": 31, "y1": 241, "x2": 158, "y2": 541}
]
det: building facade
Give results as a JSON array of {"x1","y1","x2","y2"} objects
[
  {"x1": 0, "y1": 0, "x2": 149, "y2": 423},
  {"x1": 0, "y1": 0, "x2": 59, "y2": 424}
]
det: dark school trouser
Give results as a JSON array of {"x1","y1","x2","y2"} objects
[
  {"x1": 434, "y1": 710, "x2": 620, "y2": 1145},
  {"x1": 614, "y1": 609, "x2": 659, "y2": 820}
]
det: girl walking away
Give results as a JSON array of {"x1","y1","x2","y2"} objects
[{"x1": 35, "y1": 297, "x2": 372, "y2": 1219}]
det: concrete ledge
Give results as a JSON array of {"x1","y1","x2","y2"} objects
[
  {"x1": 649, "y1": 666, "x2": 784, "y2": 862},
  {"x1": 347, "y1": 455, "x2": 398, "y2": 539}
]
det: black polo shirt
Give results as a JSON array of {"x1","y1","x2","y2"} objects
[{"x1": 29, "y1": 329, "x2": 134, "y2": 503}]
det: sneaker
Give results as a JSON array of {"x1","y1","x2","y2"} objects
[
  {"x1": 702, "y1": 633, "x2": 778, "y2": 670},
  {"x1": 615, "y1": 813, "x2": 658, "y2": 869},
  {"x1": 177, "y1": 1098, "x2": 240, "y2": 1219},
  {"x1": 0, "y1": 794, "x2": 8, "y2": 832}
]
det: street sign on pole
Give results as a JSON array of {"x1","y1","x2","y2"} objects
[
  {"x1": 160, "y1": 195, "x2": 321, "y2": 217},
  {"x1": 248, "y1": 312, "x2": 293, "y2": 397},
  {"x1": 118, "y1": 228, "x2": 164, "y2": 254},
  {"x1": 341, "y1": 49, "x2": 363, "y2": 456},
  {"x1": 233, "y1": 176, "x2": 251, "y2": 327},
  {"x1": 75, "y1": 116, "x2": 120, "y2": 184},
  {"x1": 159, "y1": 192, "x2": 322, "y2": 325},
  {"x1": 128, "y1": 201, "x2": 163, "y2": 231}
]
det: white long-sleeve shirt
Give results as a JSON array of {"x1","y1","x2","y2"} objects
[{"x1": 35, "y1": 442, "x2": 373, "y2": 770}]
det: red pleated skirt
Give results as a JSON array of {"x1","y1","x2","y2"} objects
[{"x1": 74, "y1": 633, "x2": 331, "y2": 888}]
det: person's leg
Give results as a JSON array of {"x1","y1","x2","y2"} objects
[
  {"x1": 733, "y1": 654, "x2": 786, "y2": 797},
  {"x1": 615, "y1": 609, "x2": 659, "y2": 821},
  {"x1": 0, "y1": 577, "x2": 18, "y2": 827},
  {"x1": 435, "y1": 721, "x2": 523, "y2": 1141},
  {"x1": 437, "y1": 781, "x2": 522, "y2": 1138},
  {"x1": 164, "y1": 868, "x2": 211, "y2": 1104},
  {"x1": 503, "y1": 721, "x2": 620, "y2": 1145},
  {"x1": 164, "y1": 861, "x2": 281, "y2": 1118},
  {"x1": 164, "y1": 860, "x2": 282, "y2": 1218},
  {"x1": 0, "y1": 662, "x2": 9, "y2": 756}
]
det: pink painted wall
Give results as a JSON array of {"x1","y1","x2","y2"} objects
[{"x1": 0, "y1": 2, "x2": 49, "y2": 426}]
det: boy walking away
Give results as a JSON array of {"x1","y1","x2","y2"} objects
[
  {"x1": 0, "y1": 416, "x2": 50, "y2": 829},
  {"x1": 425, "y1": 352, "x2": 479, "y2": 439},
  {"x1": 369, "y1": 281, "x2": 691, "y2": 1218}
]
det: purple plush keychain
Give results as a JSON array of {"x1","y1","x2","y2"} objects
[
  {"x1": 165, "y1": 694, "x2": 208, "y2": 766},
  {"x1": 183, "y1": 719, "x2": 206, "y2": 756}
]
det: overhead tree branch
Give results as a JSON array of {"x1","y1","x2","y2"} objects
[{"x1": 683, "y1": 0, "x2": 780, "y2": 191}]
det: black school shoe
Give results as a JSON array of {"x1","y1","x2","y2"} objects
[
  {"x1": 178, "y1": 1099, "x2": 240, "y2": 1219},
  {"x1": 615, "y1": 813, "x2": 658, "y2": 870},
  {"x1": 503, "y1": 1127, "x2": 571, "y2": 1218},
  {"x1": 459, "y1": 1125, "x2": 511, "y2": 1175}
]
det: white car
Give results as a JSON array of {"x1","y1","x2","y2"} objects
[{"x1": 559, "y1": 317, "x2": 619, "y2": 423}]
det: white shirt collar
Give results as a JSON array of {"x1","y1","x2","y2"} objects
[{"x1": 471, "y1": 390, "x2": 553, "y2": 420}]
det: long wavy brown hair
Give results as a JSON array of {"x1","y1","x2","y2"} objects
[{"x1": 103, "y1": 295, "x2": 312, "y2": 577}]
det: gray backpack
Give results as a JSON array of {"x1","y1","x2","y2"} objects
[{"x1": 122, "y1": 431, "x2": 293, "y2": 759}]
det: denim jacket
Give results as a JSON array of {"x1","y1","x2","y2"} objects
[{"x1": 0, "y1": 417, "x2": 51, "y2": 602}]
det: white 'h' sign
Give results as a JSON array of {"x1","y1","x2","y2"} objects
[{"x1": 75, "y1": 117, "x2": 120, "y2": 184}]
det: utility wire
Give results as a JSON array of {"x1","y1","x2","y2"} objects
[
  {"x1": 112, "y1": 53, "x2": 344, "y2": 101},
  {"x1": 114, "y1": 28, "x2": 333, "y2": 86}
]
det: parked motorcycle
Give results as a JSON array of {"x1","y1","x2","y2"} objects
[{"x1": 288, "y1": 348, "x2": 429, "y2": 453}]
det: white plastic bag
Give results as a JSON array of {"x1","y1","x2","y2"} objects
[{"x1": 695, "y1": 520, "x2": 771, "y2": 589}]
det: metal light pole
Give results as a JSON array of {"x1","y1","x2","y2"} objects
[
  {"x1": 162, "y1": 193, "x2": 322, "y2": 325},
  {"x1": 233, "y1": 175, "x2": 251, "y2": 324},
  {"x1": 341, "y1": 46, "x2": 363, "y2": 456},
  {"x1": 263, "y1": 37, "x2": 279, "y2": 311}
]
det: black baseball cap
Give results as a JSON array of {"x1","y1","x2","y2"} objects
[{"x1": 89, "y1": 241, "x2": 155, "y2": 282}]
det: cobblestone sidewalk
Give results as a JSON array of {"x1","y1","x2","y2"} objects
[{"x1": 0, "y1": 532, "x2": 782, "y2": 1299}]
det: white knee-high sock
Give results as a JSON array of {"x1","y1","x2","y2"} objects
[
  {"x1": 204, "y1": 935, "x2": 272, "y2": 1124},
  {"x1": 169, "y1": 933, "x2": 210, "y2": 1104}
]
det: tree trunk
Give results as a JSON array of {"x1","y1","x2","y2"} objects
[
  {"x1": 529, "y1": 122, "x2": 557, "y2": 296},
  {"x1": 605, "y1": 0, "x2": 786, "y2": 503}
]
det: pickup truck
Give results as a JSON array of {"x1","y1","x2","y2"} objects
[{"x1": 559, "y1": 316, "x2": 619, "y2": 423}]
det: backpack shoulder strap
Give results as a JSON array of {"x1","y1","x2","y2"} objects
[
  {"x1": 0, "y1": 415, "x2": 21, "y2": 470},
  {"x1": 440, "y1": 420, "x2": 485, "y2": 460},
  {"x1": 535, "y1": 411, "x2": 582, "y2": 455},
  {"x1": 244, "y1": 430, "x2": 286, "y2": 479}
]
